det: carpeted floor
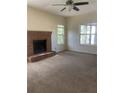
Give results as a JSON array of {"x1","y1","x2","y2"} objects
[{"x1": 27, "y1": 51, "x2": 97, "y2": 93}]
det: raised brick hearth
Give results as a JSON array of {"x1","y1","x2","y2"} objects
[{"x1": 28, "y1": 51, "x2": 56, "y2": 62}]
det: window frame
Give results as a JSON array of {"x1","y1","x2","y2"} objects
[
  {"x1": 80, "y1": 23, "x2": 97, "y2": 46},
  {"x1": 57, "y1": 25, "x2": 65, "y2": 45}
]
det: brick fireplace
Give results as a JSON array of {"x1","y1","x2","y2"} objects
[{"x1": 27, "y1": 31, "x2": 52, "y2": 57}]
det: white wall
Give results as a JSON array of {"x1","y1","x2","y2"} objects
[
  {"x1": 67, "y1": 11, "x2": 97, "y2": 54},
  {"x1": 27, "y1": 6, "x2": 67, "y2": 52}
]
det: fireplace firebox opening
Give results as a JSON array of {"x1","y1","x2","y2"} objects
[{"x1": 33, "y1": 40, "x2": 47, "y2": 54}]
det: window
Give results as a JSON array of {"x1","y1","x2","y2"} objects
[
  {"x1": 57, "y1": 25, "x2": 64, "y2": 44},
  {"x1": 80, "y1": 24, "x2": 97, "y2": 45}
]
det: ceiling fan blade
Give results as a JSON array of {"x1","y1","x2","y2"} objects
[
  {"x1": 60, "y1": 7, "x2": 66, "y2": 12},
  {"x1": 52, "y1": 4, "x2": 66, "y2": 6},
  {"x1": 74, "y1": 2, "x2": 89, "y2": 6},
  {"x1": 73, "y1": 6, "x2": 79, "y2": 11}
]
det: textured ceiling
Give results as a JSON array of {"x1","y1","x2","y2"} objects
[{"x1": 27, "y1": 0, "x2": 97, "y2": 17}]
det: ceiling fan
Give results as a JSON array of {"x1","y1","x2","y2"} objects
[{"x1": 52, "y1": 0, "x2": 89, "y2": 12}]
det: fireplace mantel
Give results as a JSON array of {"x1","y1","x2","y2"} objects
[{"x1": 27, "y1": 31, "x2": 52, "y2": 57}]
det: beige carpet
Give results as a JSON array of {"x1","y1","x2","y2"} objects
[{"x1": 27, "y1": 51, "x2": 97, "y2": 93}]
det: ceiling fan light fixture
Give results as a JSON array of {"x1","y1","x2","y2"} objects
[
  {"x1": 67, "y1": 5, "x2": 73, "y2": 11},
  {"x1": 52, "y1": 0, "x2": 89, "y2": 12}
]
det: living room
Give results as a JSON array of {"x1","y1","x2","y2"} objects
[
  {"x1": 27, "y1": 0, "x2": 97, "y2": 93},
  {"x1": 1, "y1": 0, "x2": 124, "y2": 93}
]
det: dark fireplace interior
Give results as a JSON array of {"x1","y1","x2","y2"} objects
[{"x1": 33, "y1": 40, "x2": 47, "y2": 54}]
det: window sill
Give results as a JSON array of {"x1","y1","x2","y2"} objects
[{"x1": 80, "y1": 44, "x2": 97, "y2": 47}]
